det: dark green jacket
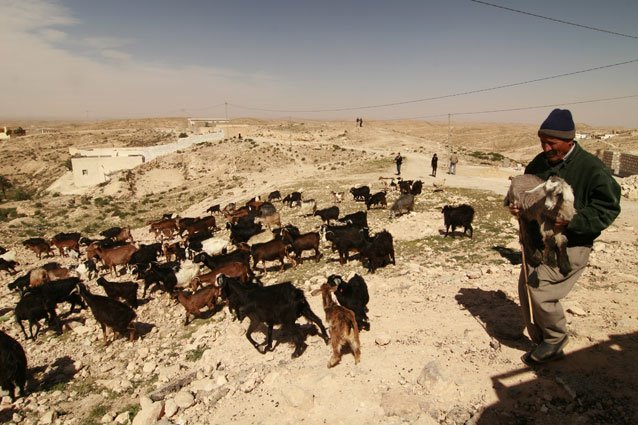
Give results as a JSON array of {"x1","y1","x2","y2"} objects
[{"x1": 525, "y1": 142, "x2": 621, "y2": 246}]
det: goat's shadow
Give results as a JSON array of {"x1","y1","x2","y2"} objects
[
  {"x1": 492, "y1": 245, "x2": 522, "y2": 265},
  {"x1": 0, "y1": 306, "x2": 13, "y2": 316},
  {"x1": 29, "y1": 355, "x2": 77, "y2": 393},
  {"x1": 0, "y1": 406, "x2": 18, "y2": 423},
  {"x1": 455, "y1": 287, "x2": 530, "y2": 351},
  {"x1": 248, "y1": 322, "x2": 321, "y2": 356},
  {"x1": 187, "y1": 303, "x2": 225, "y2": 324},
  {"x1": 255, "y1": 262, "x2": 295, "y2": 274},
  {"x1": 437, "y1": 229, "x2": 471, "y2": 238},
  {"x1": 133, "y1": 322, "x2": 155, "y2": 340}
]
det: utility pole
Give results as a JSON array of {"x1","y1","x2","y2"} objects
[
  {"x1": 447, "y1": 113, "x2": 451, "y2": 147},
  {"x1": 225, "y1": 102, "x2": 228, "y2": 121}
]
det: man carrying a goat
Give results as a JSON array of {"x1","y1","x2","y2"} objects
[{"x1": 508, "y1": 108, "x2": 620, "y2": 366}]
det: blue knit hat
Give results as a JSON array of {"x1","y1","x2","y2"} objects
[{"x1": 538, "y1": 109, "x2": 575, "y2": 140}]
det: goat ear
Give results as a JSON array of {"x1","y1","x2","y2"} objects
[{"x1": 525, "y1": 181, "x2": 546, "y2": 195}]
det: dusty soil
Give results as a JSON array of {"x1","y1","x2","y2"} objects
[{"x1": 0, "y1": 119, "x2": 637, "y2": 425}]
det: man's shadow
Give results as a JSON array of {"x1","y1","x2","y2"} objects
[
  {"x1": 455, "y1": 287, "x2": 530, "y2": 351},
  {"x1": 479, "y1": 331, "x2": 638, "y2": 424}
]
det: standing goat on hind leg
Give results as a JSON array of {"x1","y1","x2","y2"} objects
[
  {"x1": 505, "y1": 175, "x2": 576, "y2": 275},
  {"x1": 311, "y1": 283, "x2": 361, "y2": 368}
]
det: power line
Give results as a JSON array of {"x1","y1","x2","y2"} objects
[
  {"x1": 228, "y1": 58, "x2": 638, "y2": 113},
  {"x1": 397, "y1": 94, "x2": 638, "y2": 121},
  {"x1": 470, "y1": 0, "x2": 638, "y2": 40}
]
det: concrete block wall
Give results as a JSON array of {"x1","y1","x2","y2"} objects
[
  {"x1": 619, "y1": 153, "x2": 638, "y2": 177},
  {"x1": 596, "y1": 150, "x2": 638, "y2": 177}
]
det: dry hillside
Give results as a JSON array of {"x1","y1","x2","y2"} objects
[{"x1": 0, "y1": 119, "x2": 637, "y2": 425}]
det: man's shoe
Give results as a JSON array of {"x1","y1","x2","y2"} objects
[
  {"x1": 521, "y1": 350, "x2": 565, "y2": 366},
  {"x1": 529, "y1": 335, "x2": 569, "y2": 363}
]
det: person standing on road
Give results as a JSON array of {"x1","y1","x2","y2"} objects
[
  {"x1": 394, "y1": 152, "x2": 403, "y2": 175},
  {"x1": 508, "y1": 108, "x2": 621, "y2": 365},
  {"x1": 448, "y1": 152, "x2": 458, "y2": 175},
  {"x1": 431, "y1": 153, "x2": 438, "y2": 177}
]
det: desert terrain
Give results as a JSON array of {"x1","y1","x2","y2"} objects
[{"x1": 0, "y1": 118, "x2": 637, "y2": 425}]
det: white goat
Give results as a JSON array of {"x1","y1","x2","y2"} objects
[
  {"x1": 506, "y1": 174, "x2": 576, "y2": 275},
  {"x1": 175, "y1": 260, "x2": 201, "y2": 288}
]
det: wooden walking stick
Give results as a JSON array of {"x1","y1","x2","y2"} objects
[{"x1": 518, "y1": 217, "x2": 535, "y2": 325}]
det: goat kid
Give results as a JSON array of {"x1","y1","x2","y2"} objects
[{"x1": 311, "y1": 283, "x2": 361, "y2": 368}]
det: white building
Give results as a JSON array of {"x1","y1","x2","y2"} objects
[{"x1": 70, "y1": 131, "x2": 223, "y2": 187}]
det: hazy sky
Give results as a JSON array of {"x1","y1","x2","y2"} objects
[{"x1": 2, "y1": 0, "x2": 637, "y2": 127}]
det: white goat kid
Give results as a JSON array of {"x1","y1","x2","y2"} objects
[{"x1": 506, "y1": 175, "x2": 576, "y2": 275}]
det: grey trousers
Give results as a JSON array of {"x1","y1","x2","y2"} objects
[{"x1": 518, "y1": 246, "x2": 591, "y2": 345}]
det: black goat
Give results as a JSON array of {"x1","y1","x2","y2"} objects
[
  {"x1": 218, "y1": 275, "x2": 328, "y2": 358},
  {"x1": 442, "y1": 204, "x2": 475, "y2": 238},
  {"x1": 0, "y1": 258, "x2": 19, "y2": 275},
  {"x1": 410, "y1": 180, "x2": 423, "y2": 195},
  {"x1": 349, "y1": 186, "x2": 370, "y2": 201},
  {"x1": 365, "y1": 191, "x2": 387, "y2": 210},
  {"x1": 96, "y1": 277, "x2": 139, "y2": 308},
  {"x1": 15, "y1": 292, "x2": 60, "y2": 340},
  {"x1": 282, "y1": 191, "x2": 302, "y2": 207},
  {"x1": 359, "y1": 230, "x2": 396, "y2": 272},
  {"x1": 0, "y1": 330, "x2": 27, "y2": 400},
  {"x1": 313, "y1": 206, "x2": 339, "y2": 224},
  {"x1": 32, "y1": 277, "x2": 86, "y2": 315},
  {"x1": 77, "y1": 283, "x2": 136, "y2": 344},
  {"x1": 321, "y1": 224, "x2": 369, "y2": 264},
  {"x1": 267, "y1": 190, "x2": 282, "y2": 202},
  {"x1": 227, "y1": 220, "x2": 263, "y2": 245},
  {"x1": 338, "y1": 210, "x2": 368, "y2": 228},
  {"x1": 327, "y1": 274, "x2": 370, "y2": 331},
  {"x1": 128, "y1": 243, "x2": 163, "y2": 271},
  {"x1": 139, "y1": 261, "x2": 180, "y2": 297}
]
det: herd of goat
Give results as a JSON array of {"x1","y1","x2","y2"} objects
[{"x1": 0, "y1": 177, "x2": 482, "y2": 402}]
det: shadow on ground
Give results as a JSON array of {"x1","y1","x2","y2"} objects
[
  {"x1": 479, "y1": 331, "x2": 638, "y2": 424},
  {"x1": 455, "y1": 287, "x2": 530, "y2": 351}
]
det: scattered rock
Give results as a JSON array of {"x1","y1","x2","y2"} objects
[
  {"x1": 375, "y1": 333, "x2": 392, "y2": 346},
  {"x1": 174, "y1": 390, "x2": 195, "y2": 409}
]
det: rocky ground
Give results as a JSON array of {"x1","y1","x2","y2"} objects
[{"x1": 0, "y1": 119, "x2": 637, "y2": 425}]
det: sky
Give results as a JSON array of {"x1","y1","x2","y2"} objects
[{"x1": 1, "y1": 0, "x2": 637, "y2": 127}]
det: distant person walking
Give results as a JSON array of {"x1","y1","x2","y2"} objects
[
  {"x1": 448, "y1": 152, "x2": 458, "y2": 175},
  {"x1": 431, "y1": 153, "x2": 438, "y2": 177},
  {"x1": 395, "y1": 152, "x2": 403, "y2": 175},
  {"x1": 359, "y1": 118, "x2": 363, "y2": 127}
]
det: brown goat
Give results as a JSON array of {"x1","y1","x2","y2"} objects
[
  {"x1": 311, "y1": 283, "x2": 361, "y2": 368},
  {"x1": 95, "y1": 244, "x2": 138, "y2": 276},
  {"x1": 149, "y1": 218, "x2": 179, "y2": 240},
  {"x1": 176, "y1": 286, "x2": 221, "y2": 325},
  {"x1": 116, "y1": 227, "x2": 135, "y2": 243},
  {"x1": 29, "y1": 268, "x2": 50, "y2": 287},
  {"x1": 23, "y1": 240, "x2": 54, "y2": 259},
  {"x1": 50, "y1": 233, "x2": 81, "y2": 257},
  {"x1": 189, "y1": 261, "x2": 250, "y2": 290}
]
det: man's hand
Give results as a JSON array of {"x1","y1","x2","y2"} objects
[
  {"x1": 508, "y1": 203, "x2": 520, "y2": 217},
  {"x1": 554, "y1": 216, "x2": 569, "y2": 231}
]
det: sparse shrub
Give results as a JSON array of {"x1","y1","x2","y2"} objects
[
  {"x1": 94, "y1": 197, "x2": 112, "y2": 207},
  {"x1": 179, "y1": 132, "x2": 188, "y2": 138},
  {"x1": 11, "y1": 188, "x2": 33, "y2": 201},
  {"x1": 0, "y1": 208, "x2": 18, "y2": 222}
]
